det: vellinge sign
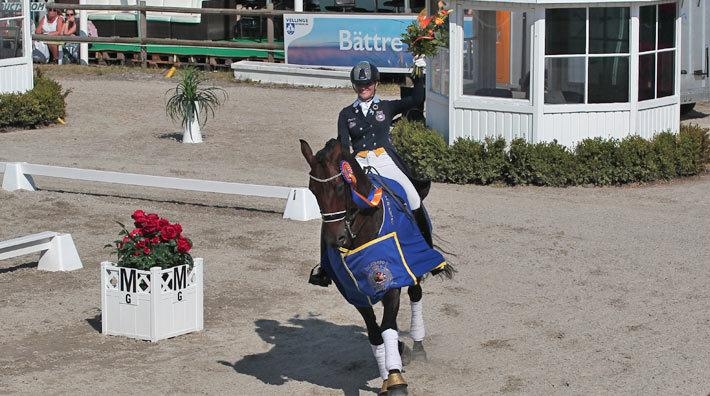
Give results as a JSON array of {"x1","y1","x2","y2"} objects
[{"x1": 283, "y1": 13, "x2": 416, "y2": 73}]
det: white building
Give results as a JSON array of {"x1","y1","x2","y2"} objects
[
  {"x1": 0, "y1": 0, "x2": 33, "y2": 94},
  {"x1": 426, "y1": 0, "x2": 681, "y2": 148}
]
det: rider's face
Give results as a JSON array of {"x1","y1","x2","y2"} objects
[{"x1": 354, "y1": 81, "x2": 377, "y2": 101}]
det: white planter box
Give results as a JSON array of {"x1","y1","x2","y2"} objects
[{"x1": 100, "y1": 258, "x2": 204, "y2": 342}]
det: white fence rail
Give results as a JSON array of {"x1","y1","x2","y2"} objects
[{"x1": 0, "y1": 162, "x2": 320, "y2": 221}]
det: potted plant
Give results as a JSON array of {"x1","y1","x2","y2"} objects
[
  {"x1": 101, "y1": 210, "x2": 203, "y2": 342},
  {"x1": 400, "y1": 1, "x2": 451, "y2": 100},
  {"x1": 165, "y1": 67, "x2": 227, "y2": 144}
]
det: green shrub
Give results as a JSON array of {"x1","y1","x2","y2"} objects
[
  {"x1": 651, "y1": 132, "x2": 678, "y2": 179},
  {"x1": 441, "y1": 137, "x2": 484, "y2": 184},
  {"x1": 477, "y1": 136, "x2": 507, "y2": 185},
  {"x1": 391, "y1": 119, "x2": 447, "y2": 181},
  {"x1": 391, "y1": 119, "x2": 706, "y2": 187},
  {"x1": 677, "y1": 124, "x2": 709, "y2": 173},
  {"x1": 574, "y1": 137, "x2": 621, "y2": 185},
  {"x1": 506, "y1": 138, "x2": 575, "y2": 186},
  {"x1": 617, "y1": 135, "x2": 659, "y2": 183},
  {"x1": 0, "y1": 70, "x2": 68, "y2": 129}
]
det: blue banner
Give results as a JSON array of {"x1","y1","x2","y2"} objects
[{"x1": 283, "y1": 13, "x2": 416, "y2": 72}]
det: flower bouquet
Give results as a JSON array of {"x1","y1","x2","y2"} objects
[
  {"x1": 106, "y1": 210, "x2": 193, "y2": 271},
  {"x1": 401, "y1": 1, "x2": 451, "y2": 78}
]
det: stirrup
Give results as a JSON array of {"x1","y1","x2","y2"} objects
[{"x1": 308, "y1": 264, "x2": 331, "y2": 287}]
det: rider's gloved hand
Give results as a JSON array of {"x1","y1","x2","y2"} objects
[{"x1": 414, "y1": 55, "x2": 427, "y2": 68}]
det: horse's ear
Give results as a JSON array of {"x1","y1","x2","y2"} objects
[{"x1": 300, "y1": 139, "x2": 315, "y2": 166}]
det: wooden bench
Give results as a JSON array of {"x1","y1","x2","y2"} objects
[{"x1": 0, "y1": 231, "x2": 83, "y2": 271}]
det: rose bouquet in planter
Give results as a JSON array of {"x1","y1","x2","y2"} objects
[
  {"x1": 102, "y1": 210, "x2": 203, "y2": 342},
  {"x1": 106, "y1": 210, "x2": 193, "y2": 270},
  {"x1": 401, "y1": 1, "x2": 451, "y2": 78}
]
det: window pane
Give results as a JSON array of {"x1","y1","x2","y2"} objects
[
  {"x1": 657, "y1": 50, "x2": 675, "y2": 97},
  {"x1": 545, "y1": 57, "x2": 585, "y2": 104},
  {"x1": 589, "y1": 7, "x2": 629, "y2": 54},
  {"x1": 658, "y1": 3, "x2": 676, "y2": 49},
  {"x1": 0, "y1": 18, "x2": 23, "y2": 60},
  {"x1": 462, "y1": 9, "x2": 531, "y2": 100},
  {"x1": 638, "y1": 53, "x2": 655, "y2": 101},
  {"x1": 588, "y1": 56, "x2": 629, "y2": 103},
  {"x1": 545, "y1": 8, "x2": 586, "y2": 55}
]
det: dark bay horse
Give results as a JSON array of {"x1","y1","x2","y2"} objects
[{"x1": 300, "y1": 138, "x2": 452, "y2": 395}]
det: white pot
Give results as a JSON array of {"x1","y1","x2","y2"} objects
[
  {"x1": 182, "y1": 102, "x2": 202, "y2": 144},
  {"x1": 100, "y1": 258, "x2": 204, "y2": 342}
]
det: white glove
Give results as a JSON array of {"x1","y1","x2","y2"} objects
[{"x1": 414, "y1": 55, "x2": 427, "y2": 68}]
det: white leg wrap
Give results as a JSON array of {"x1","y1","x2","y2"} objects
[
  {"x1": 410, "y1": 300, "x2": 425, "y2": 342},
  {"x1": 371, "y1": 343, "x2": 388, "y2": 380},
  {"x1": 382, "y1": 328, "x2": 403, "y2": 372}
]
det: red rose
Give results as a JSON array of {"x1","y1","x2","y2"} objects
[
  {"x1": 176, "y1": 237, "x2": 191, "y2": 253},
  {"x1": 173, "y1": 223, "x2": 183, "y2": 234},
  {"x1": 160, "y1": 225, "x2": 179, "y2": 241},
  {"x1": 158, "y1": 218, "x2": 170, "y2": 227},
  {"x1": 143, "y1": 247, "x2": 151, "y2": 255},
  {"x1": 142, "y1": 219, "x2": 160, "y2": 234},
  {"x1": 151, "y1": 236, "x2": 160, "y2": 244},
  {"x1": 129, "y1": 228, "x2": 142, "y2": 238},
  {"x1": 131, "y1": 210, "x2": 146, "y2": 221}
]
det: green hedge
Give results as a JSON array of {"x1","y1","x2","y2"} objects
[
  {"x1": 391, "y1": 120, "x2": 710, "y2": 186},
  {"x1": 0, "y1": 70, "x2": 68, "y2": 130}
]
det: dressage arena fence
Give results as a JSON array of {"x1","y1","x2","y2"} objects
[
  {"x1": 0, "y1": 162, "x2": 320, "y2": 221},
  {"x1": 0, "y1": 231, "x2": 83, "y2": 271}
]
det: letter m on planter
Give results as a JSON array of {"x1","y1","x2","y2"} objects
[{"x1": 100, "y1": 259, "x2": 204, "y2": 342}]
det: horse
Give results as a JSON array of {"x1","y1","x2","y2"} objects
[{"x1": 300, "y1": 138, "x2": 452, "y2": 395}]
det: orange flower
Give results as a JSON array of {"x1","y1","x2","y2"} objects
[
  {"x1": 434, "y1": 17, "x2": 444, "y2": 25},
  {"x1": 418, "y1": 15, "x2": 433, "y2": 29}
]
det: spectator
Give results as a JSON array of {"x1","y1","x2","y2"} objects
[
  {"x1": 61, "y1": 9, "x2": 79, "y2": 63},
  {"x1": 34, "y1": 7, "x2": 64, "y2": 63}
]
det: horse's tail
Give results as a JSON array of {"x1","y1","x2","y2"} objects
[{"x1": 430, "y1": 261, "x2": 456, "y2": 279}]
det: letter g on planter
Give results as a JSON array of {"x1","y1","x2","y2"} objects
[{"x1": 100, "y1": 259, "x2": 204, "y2": 342}]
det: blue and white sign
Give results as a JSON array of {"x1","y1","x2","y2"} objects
[{"x1": 283, "y1": 14, "x2": 417, "y2": 73}]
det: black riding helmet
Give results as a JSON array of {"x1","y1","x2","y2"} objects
[{"x1": 350, "y1": 61, "x2": 380, "y2": 85}]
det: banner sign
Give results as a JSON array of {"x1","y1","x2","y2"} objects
[{"x1": 283, "y1": 13, "x2": 416, "y2": 73}]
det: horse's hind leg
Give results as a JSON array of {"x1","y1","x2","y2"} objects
[
  {"x1": 381, "y1": 289, "x2": 408, "y2": 395},
  {"x1": 407, "y1": 283, "x2": 428, "y2": 362}
]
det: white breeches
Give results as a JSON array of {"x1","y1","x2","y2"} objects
[{"x1": 355, "y1": 151, "x2": 421, "y2": 210}]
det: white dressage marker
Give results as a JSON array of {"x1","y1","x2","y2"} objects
[
  {"x1": 1, "y1": 162, "x2": 320, "y2": 221},
  {"x1": 0, "y1": 231, "x2": 83, "y2": 271}
]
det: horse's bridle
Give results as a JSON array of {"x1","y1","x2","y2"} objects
[{"x1": 309, "y1": 169, "x2": 365, "y2": 242}]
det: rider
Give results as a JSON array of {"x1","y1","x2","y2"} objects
[{"x1": 309, "y1": 59, "x2": 432, "y2": 287}]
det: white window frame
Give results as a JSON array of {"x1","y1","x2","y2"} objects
[
  {"x1": 543, "y1": 6, "x2": 632, "y2": 105},
  {"x1": 638, "y1": 2, "x2": 677, "y2": 102}
]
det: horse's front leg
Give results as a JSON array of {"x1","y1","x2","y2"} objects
[
  {"x1": 407, "y1": 282, "x2": 428, "y2": 362},
  {"x1": 356, "y1": 306, "x2": 389, "y2": 395},
  {"x1": 380, "y1": 288, "x2": 408, "y2": 395}
]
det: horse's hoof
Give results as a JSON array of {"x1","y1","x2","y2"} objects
[
  {"x1": 411, "y1": 340, "x2": 428, "y2": 362},
  {"x1": 379, "y1": 379, "x2": 389, "y2": 395},
  {"x1": 398, "y1": 341, "x2": 411, "y2": 366},
  {"x1": 386, "y1": 372, "x2": 408, "y2": 396}
]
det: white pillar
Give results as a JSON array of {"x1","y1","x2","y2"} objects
[
  {"x1": 79, "y1": 1, "x2": 89, "y2": 66},
  {"x1": 294, "y1": 0, "x2": 303, "y2": 12}
]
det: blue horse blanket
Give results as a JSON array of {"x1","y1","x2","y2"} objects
[{"x1": 321, "y1": 176, "x2": 446, "y2": 307}]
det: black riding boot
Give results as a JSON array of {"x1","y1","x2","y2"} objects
[
  {"x1": 412, "y1": 207, "x2": 433, "y2": 248},
  {"x1": 309, "y1": 224, "x2": 332, "y2": 287}
]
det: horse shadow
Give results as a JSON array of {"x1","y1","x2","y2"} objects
[{"x1": 218, "y1": 316, "x2": 379, "y2": 395}]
